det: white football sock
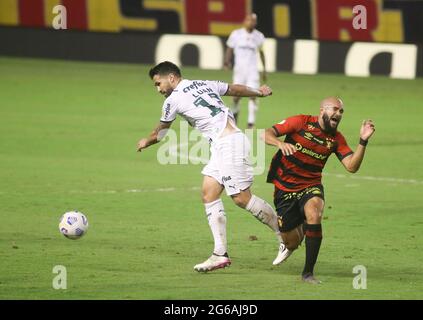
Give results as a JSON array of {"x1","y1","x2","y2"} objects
[
  {"x1": 204, "y1": 199, "x2": 227, "y2": 256},
  {"x1": 247, "y1": 99, "x2": 258, "y2": 125},
  {"x1": 246, "y1": 195, "x2": 283, "y2": 243}
]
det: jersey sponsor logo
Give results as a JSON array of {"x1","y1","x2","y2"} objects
[
  {"x1": 302, "y1": 131, "x2": 325, "y2": 145},
  {"x1": 182, "y1": 80, "x2": 208, "y2": 93},
  {"x1": 304, "y1": 132, "x2": 313, "y2": 140},
  {"x1": 295, "y1": 143, "x2": 328, "y2": 160},
  {"x1": 163, "y1": 103, "x2": 171, "y2": 119},
  {"x1": 222, "y1": 176, "x2": 232, "y2": 182},
  {"x1": 238, "y1": 45, "x2": 257, "y2": 52}
]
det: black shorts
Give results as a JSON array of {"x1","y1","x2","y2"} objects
[{"x1": 273, "y1": 185, "x2": 325, "y2": 232}]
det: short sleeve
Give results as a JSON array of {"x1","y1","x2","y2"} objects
[
  {"x1": 335, "y1": 133, "x2": 353, "y2": 161},
  {"x1": 272, "y1": 115, "x2": 307, "y2": 136},
  {"x1": 160, "y1": 98, "x2": 178, "y2": 123},
  {"x1": 206, "y1": 80, "x2": 229, "y2": 96},
  {"x1": 226, "y1": 31, "x2": 236, "y2": 48},
  {"x1": 257, "y1": 32, "x2": 265, "y2": 48}
]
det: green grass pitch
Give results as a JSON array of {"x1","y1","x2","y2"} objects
[{"x1": 0, "y1": 57, "x2": 422, "y2": 299}]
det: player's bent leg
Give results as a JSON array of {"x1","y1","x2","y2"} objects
[
  {"x1": 273, "y1": 225, "x2": 303, "y2": 265},
  {"x1": 230, "y1": 188, "x2": 251, "y2": 208},
  {"x1": 302, "y1": 196, "x2": 324, "y2": 283},
  {"x1": 232, "y1": 189, "x2": 280, "y2": 234},
  {"x1": 281, "y1": 225, "x2": 304, "y2": 250},
  {"x1": 231, "y1": 188, "x2": 286, "y2": 263}
]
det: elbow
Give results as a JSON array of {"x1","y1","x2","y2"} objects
[{"x1": 346, "y1": 166, "x2": 359, "y2": 174}]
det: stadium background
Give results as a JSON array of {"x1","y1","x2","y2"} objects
[
  {"x1": 0, "y1": 0, "x2": 422, "y2": 300},
  {"x1": 1, "y1": 0, "x2": 423, "y2": 78}
]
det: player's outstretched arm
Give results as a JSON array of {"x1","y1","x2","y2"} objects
[
  {"x1": 137, "y1": 121, "x2": 172, "y2": 152},
  {"x1": 341, "y1": 119, "x2": 375, "y2": 173},
  {"x1": 225, "y1": 84, "x2": 272, "y2": 98}
]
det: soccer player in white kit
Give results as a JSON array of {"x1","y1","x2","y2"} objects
[
  {"x1": 224, "y1": 13, "x2": 267, "y2": 129},
  {"x1": 137, "y1": 61, "x2": 289, "y2": 272}
]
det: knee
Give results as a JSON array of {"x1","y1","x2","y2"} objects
[
  {"x1": 282, "y1": 227, "x2": 304, "y2": 251},
  {"x1": 231, "y1": 194, "x2": 249, "y2": 209},
  {"x1": 285, "y1": 239, "x2": 301, "y2": 251},
  {"x1": 305, "y1": 198, "x2": 324, "y2": 224},
  {"x1": 306, "y1": 212, "x2": 322, "y2": 224},
  {"x1": 232, "y1": 197, "x2": 248, "y2": 209},
  {"x1": 202, "y1": 190, "x2": 217, "y2": 204}
]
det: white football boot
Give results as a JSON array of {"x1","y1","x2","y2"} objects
[
  {"x1": 272, "y1": 242, "x2": 292, "y2": 265},
  {"x1": 194, "y1": 254, "x2": 231, "y2": 272}
]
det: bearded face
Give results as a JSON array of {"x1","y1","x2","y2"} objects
[
  {"x1": 320, "y1": 105, "x2": 343, "y2": 135},
  {"x1": 152, "y1": 74, "x2": 176, "y2": 98}
]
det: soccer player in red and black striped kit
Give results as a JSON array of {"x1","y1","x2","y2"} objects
[{"x1": 263, "y1": 97, "x2": 375, "y2": 284}]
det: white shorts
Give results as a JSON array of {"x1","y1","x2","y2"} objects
[
  {"x1": 233, "y1": 68, "x2": 260, "y2": 89},
  {"x1": 201, "y1": 132, "x2": 254, "y2": 196}
]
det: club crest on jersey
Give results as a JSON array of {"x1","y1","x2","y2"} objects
[{"x1": 325, "y1": 138, "x2": 335, "y2": 150}]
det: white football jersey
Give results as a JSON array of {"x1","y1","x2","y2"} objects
[
  {"x1": 160, "y1": 79, "x2": 234, "y2": 142},
  {"x1": 226, "y1": 28, "x2": 265, "y2": 73}
]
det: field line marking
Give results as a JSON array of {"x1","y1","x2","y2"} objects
[
  {"x1": 323, "y1": 172, "x2": 423, "y2": 185},
  {"x1": 166, "y1": 142, "x2": 423, "y2": 185}
]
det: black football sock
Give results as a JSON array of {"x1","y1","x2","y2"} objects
[{"x1": 302, "y1": 224, "x2": 322, "y2": 276}]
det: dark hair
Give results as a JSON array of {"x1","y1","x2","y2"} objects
[{"x1": 149, "y1": 61, "x2": 182, "y2": 79}]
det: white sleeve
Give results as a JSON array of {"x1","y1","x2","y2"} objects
[
  {"x1": 160, "y1": 98, "x2": 178, "y2": 123},
  {"x1": 226, "y1": 31, "x2": 236, "y2": 48},
  {"x1": 206, "y1": 80, "x2": 229, "y2": 96},
  {"x1": 257, "y1": 32, "x2": 265, "y2": 48}
]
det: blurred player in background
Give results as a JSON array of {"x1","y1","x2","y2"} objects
[
  {"x1": 263, "y1": 97, "x2": 375, "y2": 284},
  {"x1": 137, "y1": 61, "x2": 289, "y2": 272},
  {"x1": 224, "y1": 13, "x2": 267, "y2": 129}
]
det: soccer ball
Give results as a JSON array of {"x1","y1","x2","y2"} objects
[{"x1": 59, "y1": 211, "x2": 89, "y2": 240}]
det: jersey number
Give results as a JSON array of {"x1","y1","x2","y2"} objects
[{"x1": 194, "y1": 95, "x2": 223, "y2": 117}]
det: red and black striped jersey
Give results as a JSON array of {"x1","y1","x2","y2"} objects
[{"x1": 267, "y1": 115, "x2": 353, "y2": 192}]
